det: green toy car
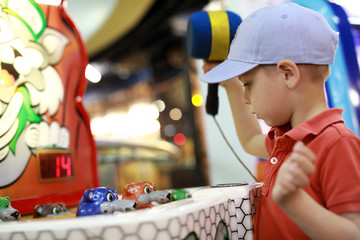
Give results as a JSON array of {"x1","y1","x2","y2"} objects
[
  {"x1": 171, "y1": 189, "x2": 191, "y2": 201},
  {"x1": 0, "y1": 197, "x2": 21, "y2": 221}
]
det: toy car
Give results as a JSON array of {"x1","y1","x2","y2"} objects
[
  {"x1": 121, "y1": 181, "x2": 171, "y2": 209},
  {"x1": 76, "y1": 187, "x2": 137, "y2": 216},
  {"x1": 171, "y1": 189, "x2": 192, "y2": 201},
  {"x1": 100, "y1": 199, "x2": 138, "y2": 213},
  {"x1": 33, "y1": 202, "x2": 71, "y2": 218},
  {"x1": 0, "y1": 197, "x2": 21, "y2": 221}
]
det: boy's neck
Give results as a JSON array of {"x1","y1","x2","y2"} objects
[
  {"x1": 289, "y1": 80, "x2": 328, "y2": 128},
  {"x1": 290, "y1": 102, "x2": 329, "y2": 128}
]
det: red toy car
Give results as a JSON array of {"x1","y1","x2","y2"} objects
[{"x1": 121, "y1": 181, "x2": 171, "y2": 209}]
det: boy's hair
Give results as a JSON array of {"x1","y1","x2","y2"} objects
[
  {"x1": 298, "y1": 64, "x2": 331, "y2": 80},
  {"x1": 260, "y1": 64, "x2": 331, "y2": 81},
  {"x1": 201, "y1": 3, "x2": 339, "y2": 83}
]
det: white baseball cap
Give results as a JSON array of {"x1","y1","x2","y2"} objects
[{"x1": 200, "y1": 3, "x2": 339, "y2": 83}]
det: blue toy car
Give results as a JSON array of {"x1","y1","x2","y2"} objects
[
  {"x1": 76, "y1": 187, "x2": 117, "y2": 216},
  {"x1": 76, "y1": 187, "x2": 137, "y2": 217}
]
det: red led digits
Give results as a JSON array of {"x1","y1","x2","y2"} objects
[
  {"x1": 37, "y1": 150, "x2": 74, "y2": 182},
  {"x1": 56, "y1": 156, "x2": 72, "y2": 178},
  {"x1": 56, "y1": 156, "x2": 60, "y2": 178}
]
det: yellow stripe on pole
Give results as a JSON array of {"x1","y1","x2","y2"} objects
[{"x1": 208, "y1": 11, "x2": 230, "y2": 61}]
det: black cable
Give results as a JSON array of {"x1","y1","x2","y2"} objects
[{"x1": 212, "y1": 115, "x2": 259, "y2": 182}]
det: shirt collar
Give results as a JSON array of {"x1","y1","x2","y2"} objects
[{"x1": 268, "y1": 108, "x2": 344, "y2": 142}]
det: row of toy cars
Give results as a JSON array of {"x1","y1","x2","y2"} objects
[
  {"x1": 77, "y1": 181, "x2": 172, "y2": 216},
  {"x1": 0, "y1": 181, "x2": 192, "y2": 221}
]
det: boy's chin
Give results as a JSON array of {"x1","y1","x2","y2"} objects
[{"x1": 263, "y1": 119, "x2": 285, "y2": 128}]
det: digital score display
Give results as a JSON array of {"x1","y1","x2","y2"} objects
[{"x1": 37, "y1": 150, "x2": 75, "y2": 182}]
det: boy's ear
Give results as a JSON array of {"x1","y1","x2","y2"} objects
[{"x1": 277, "y1": 60, "x2": 300, "y2": 89}]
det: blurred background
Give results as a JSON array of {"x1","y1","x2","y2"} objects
[{"x1": 62, "y1": 0, "x2": 360, "y2": 192}]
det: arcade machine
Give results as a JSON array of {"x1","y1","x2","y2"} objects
[
  {"x1": 0, "y1": 0, "x2": 99, "y2": 214},
  {"x1": 0, "y1": 1, "x2": 261, "y2": 240}
]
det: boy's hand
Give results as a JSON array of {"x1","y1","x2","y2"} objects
[
  {"x1": 202, "y1": 60, "x2": 239, "y2": 88},
  {"x1": 202, "y1": 59, "x2": 222, "y2": 73},
  {"x1": 272, "y1": 141, "x2": 316, "y2": 205}
]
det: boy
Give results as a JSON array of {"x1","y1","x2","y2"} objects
[{"x1": 201, "y1": 3, "x2": 360, "y2": 239}]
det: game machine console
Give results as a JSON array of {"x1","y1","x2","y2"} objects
[
  {"x1": 0, "y1": 182, "x2": 261, "y2": 240},
  {"x1": 0, "y1": 0, "x2": 99, "y2": 214}
]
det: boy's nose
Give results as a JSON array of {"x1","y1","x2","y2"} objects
[{"x1": 243, "y1": 98, "x2": 250, "y2": 105}]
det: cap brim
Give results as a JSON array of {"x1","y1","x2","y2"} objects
[{"x1": 200, "y1": 59, "x2": 258, "y2": 83}]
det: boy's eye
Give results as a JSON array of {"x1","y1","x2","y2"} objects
[{"x1": 242, "y1": 82, "x2": 251, "y2": 87}]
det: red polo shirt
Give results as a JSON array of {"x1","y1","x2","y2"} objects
[{"x1": 254, "y1": 108, "x2": 360, "y2": 239}]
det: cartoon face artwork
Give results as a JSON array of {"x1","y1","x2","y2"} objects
[
  {"x1": 0, "y1": 0, "x2": 69, "y2": 187},
  {"x1": 0, "y1": 0, "x2": 98, "y2": 215}
]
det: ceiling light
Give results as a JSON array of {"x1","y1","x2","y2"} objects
[{"x1": 85, "y1": 64, "x2": 102, "y2": 83}]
